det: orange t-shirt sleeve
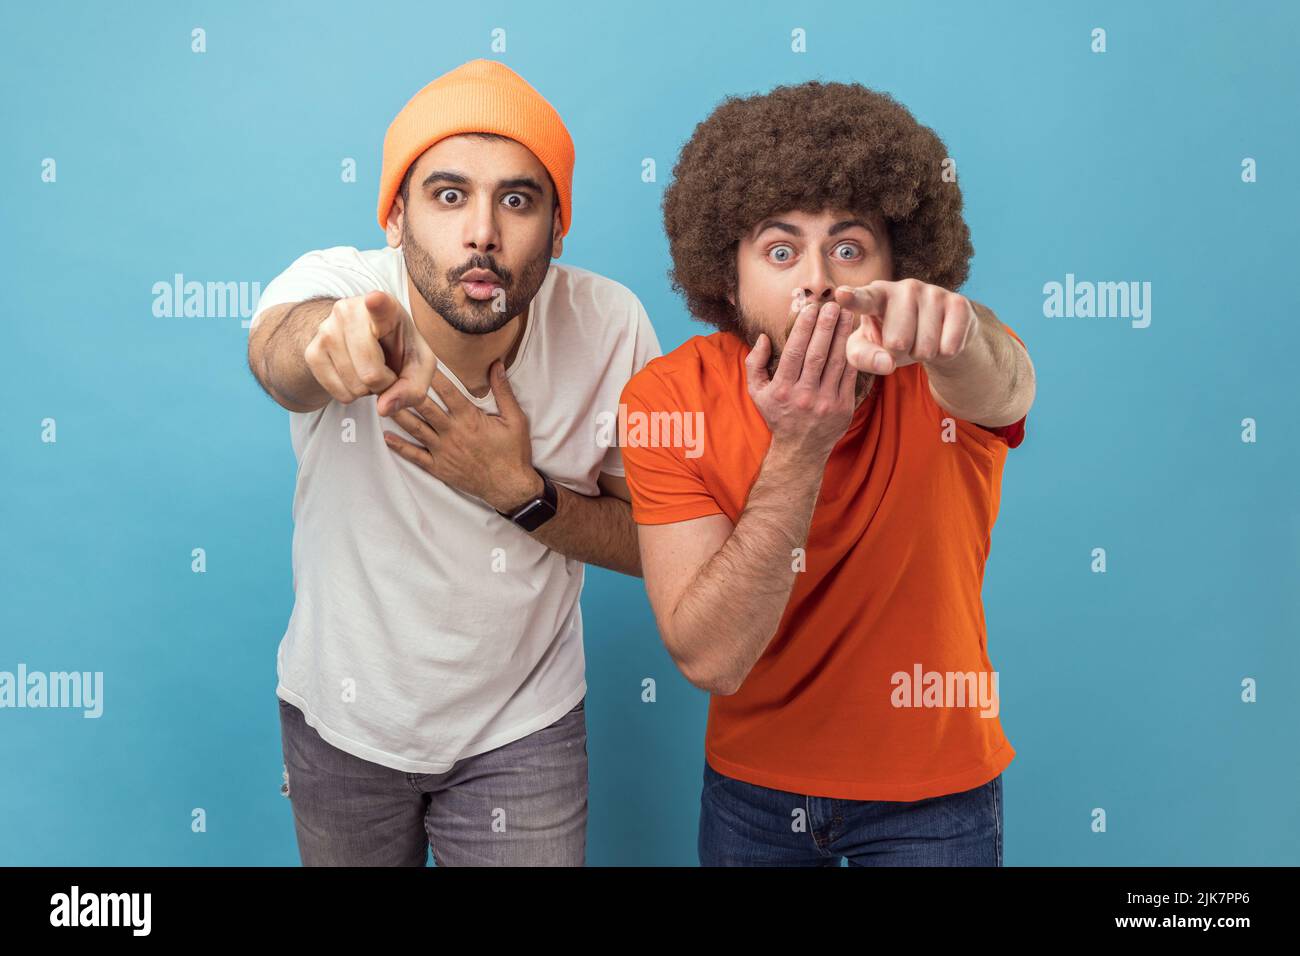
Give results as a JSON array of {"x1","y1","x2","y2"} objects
[{"x1": 617, "y1": 368, "x2": 725, "y2": 525}]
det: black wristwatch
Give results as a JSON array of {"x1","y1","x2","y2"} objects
[{"x1": 497, "y1": 469, "x2": 558, "y2": 531}]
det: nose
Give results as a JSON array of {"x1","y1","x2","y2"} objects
[
  {"x1": 463, "y1": 194, "x2": 501, "y2": 254},
  {"x1": 797, "y1": 256, "x2": 836, "y2": 304}
]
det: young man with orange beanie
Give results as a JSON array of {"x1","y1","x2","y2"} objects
[
  {"x1": 619, "y1": 80, "x2": 1035, "y2": 866},
  {"x1": 246, "y1": 59, "x2": 659, "y2": 866}
]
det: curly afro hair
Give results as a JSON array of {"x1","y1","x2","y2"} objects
[{"x1": 662, "y1": 80, "x2": 973, "y2": 334}]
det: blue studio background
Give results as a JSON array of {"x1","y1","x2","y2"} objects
[{"x1": 3, "y1": 0, "x2": 1297, "y2": 866}]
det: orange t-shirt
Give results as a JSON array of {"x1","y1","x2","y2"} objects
[{"x1": 619, "y1": 327, "x2": 1027, "y2": 801}]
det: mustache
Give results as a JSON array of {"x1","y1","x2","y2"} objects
[{"x1": 449, "y1": 255, "x2": 512, "y2": 285}]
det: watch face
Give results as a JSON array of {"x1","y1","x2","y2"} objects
[
  {"x1": 513, "y1": 500, "x2": 544, "y2": 522},
  {"x1": 514, "y1": 498, "x2": 557, "y2": 531}
]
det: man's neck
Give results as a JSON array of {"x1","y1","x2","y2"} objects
[
  {"x1": 406, "y1": 273, "x2": 529, "y2": 398},
  {"x1": 854, "y1": 372, "x2": 876, "y2": 406}
]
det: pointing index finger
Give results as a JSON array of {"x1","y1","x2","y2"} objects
[{"x1": 834, "y1": 283, "x2": 887, "y2": 318}]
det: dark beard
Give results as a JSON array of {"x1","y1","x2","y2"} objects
[
  {"x1": 734, "y1": 305, "x2": 875, "y2": 404},
  {"x1": 402, "y1": 219, "x2": 552, "y2": 335}
]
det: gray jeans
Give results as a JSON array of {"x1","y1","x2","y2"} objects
[{"x1": 278, "y1": 695, "x2": 588, "y2": 866}]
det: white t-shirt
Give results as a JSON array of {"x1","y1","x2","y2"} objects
[{"x1": 250, "y1": 245, "x2": 661, "y2": 773}]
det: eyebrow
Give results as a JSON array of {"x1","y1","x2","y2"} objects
[
  {"x1": 420, "y1": 170, "x2": 546, "y2": 195},
  {"x1": 751, "y1": 218, "x2": 876, "y2": 240}
]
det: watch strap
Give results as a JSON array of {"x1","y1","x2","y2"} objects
[{"x1": 498, "y1": 470, "x2": 558, "y2": 531}]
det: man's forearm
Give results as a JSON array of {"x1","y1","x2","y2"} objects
[
  {"x1": 248, "y1": 297, "x2": 338, "y2": 411},
  {"x1": 924, "y1": 302, "x2": 1035, "y2": 426},
  {"x1": 668, "y1": 441, "x2": 823, "y2": 694},
  {"x1": 521, "y1": 482, "x2": 642, "y2": 577}
]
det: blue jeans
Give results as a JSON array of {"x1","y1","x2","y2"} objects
[
  {"x1": 278, "y1": 695, "x2": 588, "y2": 866},
  {"x1": 698, "y1": 761, "x2": 1003, "y2": 866}
]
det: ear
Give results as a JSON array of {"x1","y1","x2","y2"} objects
[
  {"x1": 385, "y1": 194, "x2": 404, "y2": 249},
  {"x1": 551, "y1": 202, "x2": 564, "y2": 259}
]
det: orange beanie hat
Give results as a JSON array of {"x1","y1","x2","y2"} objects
[{"x1": 377, "y1": 59, "x2": 575, "y2": 236}]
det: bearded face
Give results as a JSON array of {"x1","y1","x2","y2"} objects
[{"x1": 402, "y1": 213, "x2": 552, "y2": 336}]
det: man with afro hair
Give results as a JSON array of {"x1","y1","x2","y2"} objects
[{"x1": 619, "y1": 79, "x2": 1036, "y2": 866}]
